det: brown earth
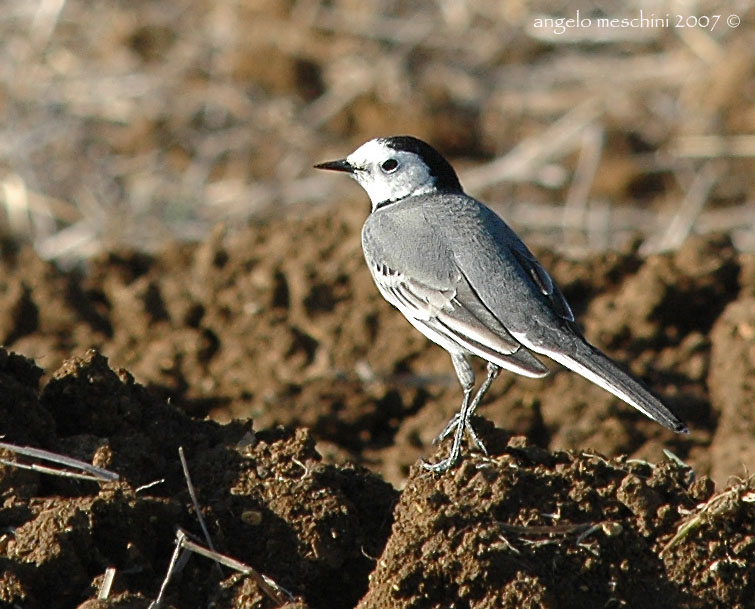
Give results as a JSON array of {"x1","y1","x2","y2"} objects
[
  {"x1": 1, "y1": 202, "x2": 755, "y2": 608},
  {"x1": 2, "y1": 0, "x2": 755, "y2": 606}
]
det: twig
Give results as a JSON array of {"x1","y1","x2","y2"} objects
[
  {"x1": 313, "y1": 8, "x2": 439, "y2": 45},
  {"x1": 35, "y1": 219, "x2": 100, "y2": 261},
  {"x1": 97, "y1": 567, "x2": 117, "y2": 600},
  {"x1": 674, "y1": 19, "x2": 723, "y2": 64},
  {"x1": 660, "y1": 475, "x2": 755, "y2": 558},
  {"x1": 499, "y1": 521, "x2": 593, "y2": 537},
  {"x1": 491, "y1": 199, "x2": 755, "y2": 256},
  {"x1": 0, "y1": 173, "x2": 33, "y2": 237},
  {"x1": 150, "y1": 529, "x2": 294, "y2": 608},
  {"x1": 463, "y1": 99, "x2": 603, "y2": 191},
  {"x1": 662, "y1": 449, "x2": 691, "y2": 469},
  {"x1": 135, "y1": 479, "x2": 166, "y2": 493},
  {"x1": 586, "y1": 198, "x2": 611, "y2": 253},
  {"x1": 671, "y1": 135, "x2": 755, "y2": 159},
  {"x1": 562, "y1": 123, "x2": 604, "y2": 247},
  {"x1": 640, "y1": 161, "x2": 721, "y2": 254},
  {"x1": 30, "y1": 0, "x2": 67, "y2": 51},
  {"x1": 178, "y1": 446, "x2": 222, "y2": 576},
  {"x1": 0, "y1": 441, "x2": 119, "y2": 482},
  {"x1": 149, "y1": 532, "x2": 186, "y2": 609}
]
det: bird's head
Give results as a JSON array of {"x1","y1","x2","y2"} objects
[{"x1": 315, "y1": 135, "x2": 462, "y2": 210}]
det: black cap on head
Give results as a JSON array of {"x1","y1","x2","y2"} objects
[{"x1": 380, "y1": 136, "x2": 462, "y2": 193}]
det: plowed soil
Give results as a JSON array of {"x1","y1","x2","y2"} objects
[{"x1": 1, "y1": 202, "x2": 755, "y2": 608}]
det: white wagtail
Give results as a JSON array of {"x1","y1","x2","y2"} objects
[{"x1": 315, "y1": 135, "x2": 687, "y2": 472}]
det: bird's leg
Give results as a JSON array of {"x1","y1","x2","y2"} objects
[
  {"x1": 462, "y1": 363, "x2": 500, "y2": 452},
  {"x1": 423, "y1": 362, "x2": 501, "y2": 473},
  {"x1": 423, "y1": 390, "x2": 473, "y2": 473},
  {"x1": 423, "y1": 354, "x2": 476, "y2": 473},
  {"x1": 434, "y1": 389, "x2": 470, "y2": 444},
  {"x1": 437, "y1": 362, "x2": 500, "y2": 449},
  {"x1": 432, "y1": 353, "x2": 475, "y2": 444}
]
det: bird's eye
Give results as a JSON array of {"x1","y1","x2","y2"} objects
[{"x1": 380, "y1": 158, "x2": 399, "y2": 173}]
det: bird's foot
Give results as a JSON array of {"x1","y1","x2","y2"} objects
[
  {"x1": 420, "y1": 454, "x2": 457, "y2": 473},
  {"x1": 424, "y1": 414, "x2": 487, "y2": 472},
  {"x1": 465, "y1": 422, "x2": 488, "y2": 455},
  {"x1": 434, "y1": 414, "x2": 486, "y2": 452},
  {"x1": 433, "y1": 413, "x2": 460, "y2": 444}
]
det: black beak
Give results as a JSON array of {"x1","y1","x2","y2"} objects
[{"x1": 314, "y1": 159, "x2": 354, "y2": 173}]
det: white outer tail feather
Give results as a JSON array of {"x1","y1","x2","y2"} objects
[{"x1": 513, "y1": 333, "x2": 687, "y2": 433}]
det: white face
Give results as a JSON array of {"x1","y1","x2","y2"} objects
[{"x1": 345, "y1": 139, "x2": 437, "y2": 209}]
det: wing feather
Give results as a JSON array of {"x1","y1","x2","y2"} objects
[
  {"x1": 370, "y1": 262, "x2": 549, "y2": 378},
  {"x1": 509, "y1": 246, "x2": 575, "y2": 323}
]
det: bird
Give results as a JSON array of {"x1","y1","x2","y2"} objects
[{"x1": 315, "y1": 135, "x2": 687, "y2": 472}]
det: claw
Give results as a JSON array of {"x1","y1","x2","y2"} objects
[
  {"x1": 433, "y1": 413, "x2": 461, "y2": 444},
  {"x1": 421, "y1": 456, "x2": 456, "y2": 473},
  {"x1": 465, "y1": 423, "x2": 488, "y2": 454}
]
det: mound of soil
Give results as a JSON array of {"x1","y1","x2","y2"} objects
[
  {"x1": 0, "y1": 349, "x2": 395, "y2": 609},
  {"x1": 361, "y1": 437, "x2": 754, "y2": 609},
  {"x1": 1, "y1": 201, "x2": 755, "y2": 607},
  {"x1": 1, "y1": 350, "x2": 753, "y2": 609}
]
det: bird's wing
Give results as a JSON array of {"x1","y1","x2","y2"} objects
[
  {"x1": 507, "y1": 243, "x2": 575, "y2": 324},
  {"x1": 438, "y1": 198, "x2": 582, "y2": 341},
  {"x1": 369, "y1": 261, "x2": 549, "y2": 378}
]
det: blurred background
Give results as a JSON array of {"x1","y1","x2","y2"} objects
[{"x1": 2, "y1": 0, "x2": 754, "y2": 264}]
